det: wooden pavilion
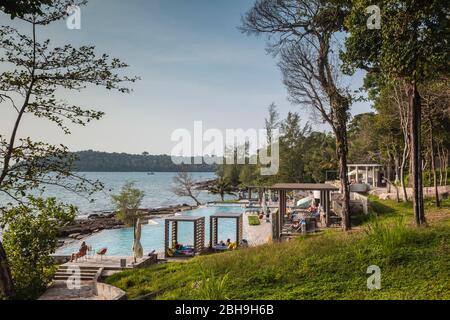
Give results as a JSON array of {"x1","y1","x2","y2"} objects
[
  {"x1": 269, "y1": 183, "x2": 339, "y2": 240},
  {"x1": 164, "y1": 216, "x2": 205, "y2": 258},
  {"x1": 209, "y1": 212, "x2": 243, "y2": 248}
]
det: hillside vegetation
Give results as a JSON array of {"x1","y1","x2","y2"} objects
[
  {"x1": 73, "y1": 150, "x2": 216, "y2": 172},
  {"x1": 106, "y1": 197, "x2": 450, "y2": 300}
]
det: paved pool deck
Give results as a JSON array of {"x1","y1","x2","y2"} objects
[{"x1": 243, "y1": 213, "x2": 273, "y2": 246}]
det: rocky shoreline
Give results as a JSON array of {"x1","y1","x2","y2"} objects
[
  {"x1": 58, "y1": 204, "x2": 198, "y2": 242},
  {"x1": 193, "y1": 178, "x2": 217, "y2": 190}
]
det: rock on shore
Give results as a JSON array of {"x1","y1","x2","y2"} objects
[{"x1": 59, "y1": 204, "x2": 199, "y2": 239}]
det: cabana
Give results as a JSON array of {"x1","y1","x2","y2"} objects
[
  {"x1": 164, "y1": 216, "x2": 205, "y2": 258},
  {"x1": 347, "y1": 164, "x2": 384, "y2": 187},
  {"x1": 270, "y1": 183, "x2": 339, "y2": 240},
  {"x1": 209, "y1": 212, "x2": 243, "y2": 249},
  {"x1": 247, "y1": 186, "x2": 273, "y2": 201}
]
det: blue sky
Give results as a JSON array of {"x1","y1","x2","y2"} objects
[{"x1": 0, "y1": 0, "x2": 371, "y2": 155}]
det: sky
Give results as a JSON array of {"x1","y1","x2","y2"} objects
[{"x1": 0, "y1": 0, "x2": 371, "y2": 155}]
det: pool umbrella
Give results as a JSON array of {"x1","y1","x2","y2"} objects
[
  {"x1": 262, "y1": 192, "x2": 267, "y2": 214},
  {"x1": 133, "y1": 218, "x2": 144, "y2": 261}
]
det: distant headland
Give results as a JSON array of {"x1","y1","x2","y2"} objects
[{"x1": 73, "y1": 150, "x2": 217, "y2": 172}]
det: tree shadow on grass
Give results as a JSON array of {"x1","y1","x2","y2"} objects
[{"x1": 351, "y1": 199, "x2": 403, "y2": 227}]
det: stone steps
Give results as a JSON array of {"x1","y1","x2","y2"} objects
[{"x1": 53, "y1": 265, "x2": 101, "y2": 282}]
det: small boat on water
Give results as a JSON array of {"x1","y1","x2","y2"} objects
[{"x1": 147, "y1": 172, "x2": 155, "y2": 175}]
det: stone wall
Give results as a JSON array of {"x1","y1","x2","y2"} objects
[{"x1": 95, "y1": 282, "x2": 127, "y2": 300}]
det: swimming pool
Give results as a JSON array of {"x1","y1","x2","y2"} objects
[{"x1": 56, "y1": 205, "x2": 244, "y2": 256}]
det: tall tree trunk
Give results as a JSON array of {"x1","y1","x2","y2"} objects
[
  {"x1": 400, "y1": 143, "x2": 409, "y2": 201},
  {"x1": 394, "y1": 152, "x2": 400, "y2": 184},
  {"x1": 427, "y1": 114, "x2": 440, "y2": 207},
  {"x1": 407, "y1": 81, "x2": 426, "y2": 225},
  {"x1": 336, "y1": 124, "x2": 351, "y2": 231},
  {"x1": 386, "y1": 154, "x2": 392, "y2": 193},
  {"x1": 440, "y1": 144, "x2": 444, "y2": 186},
  {"x1": 444, "y1": 148, "x2": 449, "y2": 185},
  {"x1": 0, "y1": 240, "x2": 14, "y2": 298}
]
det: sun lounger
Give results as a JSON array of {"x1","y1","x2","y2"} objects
[{"x1": 96, "y1": 247, "x2": 107, "y2": 261}]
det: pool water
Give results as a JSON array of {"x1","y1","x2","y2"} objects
[{"x1": 57, "y1": 205, "x2": 244, "y2": 256}]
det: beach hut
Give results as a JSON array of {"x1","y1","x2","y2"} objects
[
  {"x1": 269, "y1": 183, "x2": 339, "y2": 240},
  {"x1": 209, "y1": 212, "x2": 243, "y2": 249},
  {"x1": 164, "y1": 216, "x2": 205, "y2": 258}
]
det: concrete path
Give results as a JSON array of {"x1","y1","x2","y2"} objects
[{"x1": 39, "y1": 282, "x2": 104, "y2": 300}]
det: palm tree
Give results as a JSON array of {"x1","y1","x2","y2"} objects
[{"x1": 209, "y1": 178, "x2": 235, "y2": 202}]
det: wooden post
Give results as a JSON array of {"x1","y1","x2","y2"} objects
[
  {"x1": 325, "y1": 190, "x2": 330, "y2": 227},
  {"x1": 164, "y1": 220, "x2": 170, "y2": 258},
  {"x1": 194, "y1": 220, "x2": 198, "y2": 253},
  {"x1": 278, "y1": 190, "x2": 286, "y2": 239},
  {"x1": 171, "y1": 221, "x2": 178, "y2": 246},
  {"x1": 365, "y1": 166, "x2": 369, "y2": 185},
  {"x1": 197, "y1": 217, "x2": 204, "y2": 254},
  {"x1": 209, "y1": 216, "x2": 213, "y2": 248},
  {"x1": 239, "y1": 215, "x2": 243, "y2": 245},
  {"x1": 373, "y1": 167, "x2": 376, "y2": 188}
]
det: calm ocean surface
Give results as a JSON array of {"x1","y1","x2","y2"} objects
[{"x1": 1, "y1": 172, "x2": 232, "y2": 216}]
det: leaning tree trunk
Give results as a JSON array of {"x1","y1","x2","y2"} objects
[
  {"x1": 335, "y1": 123, "x2": 351, "y2": 231},
  {"x1": 0, "y1": 240, "x2": 14, "y2": 298},
  {"x1": 407, "y1": 81, "x2": 426, "y2": 226}
]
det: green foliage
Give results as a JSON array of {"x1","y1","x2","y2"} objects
[
  {"x1": 111, "y1": 182, "x2": 144, "y2": 227},
  {"x1": 218, "y1": 108, "x2": 338, "y2": 187},
  {"x1": 0, "y1": 0, "x2": 53, "y2": 18},
  {"x1": 107, "y1": 198, "x2": 450, "y2": 300},
  {"x1": 247, "y1": 215, "x2": 261, "y2": 226},
  {"x1": 0, "y1": 0, "x2": 138, "y2": 204},
  {"x1": 209, "y1": 178, "x2": 234, "y2": 202},
  {"x1": 343, "y1": 0, "x2": 449, "y2": 82},
  {"x1": 0, "y1": 197, "x2": 75, "y2": 299}
]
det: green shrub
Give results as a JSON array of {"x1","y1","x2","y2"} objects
[
  {"x1": 1, "y1": 197, "x2": 75, "y2": 299},
  {"x1": 195, "y1": 267, "x2": 229, "y2": 300},
  {"x1": 365, "y1": 215, "x2": 411, "y2": 259}
]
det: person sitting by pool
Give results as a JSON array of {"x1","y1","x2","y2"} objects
[
  {"x1": 227, "y1": 239, "x2": 237, "y2": 250},
  {"x1": 71, "y1": 241, "x2": 88, "y2": 262},
  {"x1": 291, "y1": 221, "x2": 301, "y2": 232},
  {"x1": 240, "y1": 239, "x2": 249, "y2": 247},
  {"x1": 307, "y1": 203, "x2": 318, "y2": 214}
]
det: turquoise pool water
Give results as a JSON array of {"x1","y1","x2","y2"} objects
[{"x1": 57, "y1": 205, "x2": 244, "y2": 256}]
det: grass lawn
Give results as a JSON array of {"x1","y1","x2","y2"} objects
[
  {"x1": 248, "y1": 215, "x2": 261, "y2": 226},
  {"x1": 106, "y1": 197, "x2": 450, "y2": 300}
]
